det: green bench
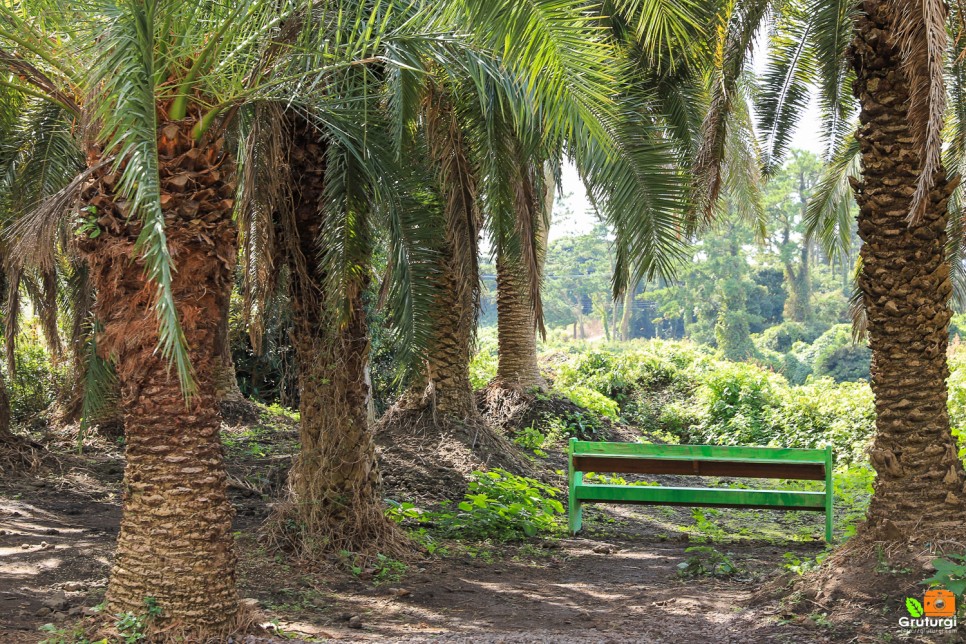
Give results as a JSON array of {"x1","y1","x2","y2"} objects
[{"x1": 567, "y1": 439, "x2": 834, "y2": 542}]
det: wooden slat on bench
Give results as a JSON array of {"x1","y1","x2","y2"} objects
[
  {"x1": 574, "y1": 483, "x2": 827, "y2": 511},
  {"x1": 571, "y1": 441, "x2": 828, "y2": 462},
  {"x1": 572, "y1": 455, "x2": 826, "y2": 481}
]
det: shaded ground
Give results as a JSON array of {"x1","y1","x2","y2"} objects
[{"x1": 0, "y1": 407, "x2": 928, "y2": 642}]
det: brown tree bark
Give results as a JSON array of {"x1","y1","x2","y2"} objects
[
  {"x1": 423, "y1": 252, "x2": 478, "y2": 418},
  {"x1": 78, "y1": 114, "x2": 240, "y2": 635},
  {"x1": 213, "y1": 295, "x2": 245, "y2": 405},
  {"x1": 494, "y1": 252, "x2": 545, "y2": 390},
  {"x1": 274, "y1": 116, "x2": 399, "y2": 555},
  {"x1": 401, "y1": 85, "x2": 481, "y2": 421},
  {"x1": 851, "y1": 0, "x2": 966, "y2": 540},
  {"x1": 492, "y1": 162, "x2": 551, "y2": 391}
]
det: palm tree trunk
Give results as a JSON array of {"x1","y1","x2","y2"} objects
[
  {"x1": 79, "y1": 116, "x2": 239, "y2": 634},
  {"x1": 494, "y1": 251, "x2": 545, "y2": 390},
  {"x1": 425, "y1": 251, "x2": 478, "y2": 417},
  {"x1": 493, "y1": 163, "x2": 551, "y2": 391},
  {"x1": 213, "y1": 296, "x2": 245, "y2": 405},
  {"x1": 407, "y1": 84, "x2": 481, "y2": 421},
  {"x1": 275, "y1": 116, "x2": 399, "y2": 555},
  {"x1": 852, "y1": 0, "x2": 966, "y2": 540}
]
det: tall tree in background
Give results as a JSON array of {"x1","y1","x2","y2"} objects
[{"x1": 769, "y1": 151, "x2": 821, "y2": 324}]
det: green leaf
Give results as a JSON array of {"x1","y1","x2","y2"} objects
[{"x1": 906, "y1": 597, "x2": 924, "y2": 618}]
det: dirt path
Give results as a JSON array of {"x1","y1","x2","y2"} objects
[{"x1": 1, "y1": 423, "x2": 852, "y2": 643}]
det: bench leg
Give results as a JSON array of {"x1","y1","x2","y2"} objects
[
  {"x1": 569, "y1": 500, "x2": 582, "y2": 535},
  {"x1": 569, "y1": 471, "x2": 583, "y2": 535},
  {"x1": 824, "y1": 445, "x2": 834, "y2": 543}
]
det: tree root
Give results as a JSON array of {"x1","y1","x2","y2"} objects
[
  {"x1": 478, "y1": 381, "x2": 538, "y2": 429},
  {"x1": 219, "y1": 397, "x2": 262, "y2": 426},
  {"x1": 759, "y1": 523, "x2": 966, "y2": 629},
  {"x1": 264, "y1": 492, "x2": 410, "y2": 563}
]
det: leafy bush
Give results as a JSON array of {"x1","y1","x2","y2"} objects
[
  {"x1": 923, "y1": 553, "x2": 966, "y2": 598},
  {"x1": 539, "y1": 409, "x2": 607, "y2": 441},
  {"x1": 557, "y1": 384, "x2": 619, "y2": 420},
  {"x1": 693, "y1": 362, "x2": 780, "y2": 445},
  {"x1": 758, "y1": 321, "x2": 811, "y2": 353},
  {"x1": 10, "y1": 327, "x2": 65, "y2": 423},
  {"x1": 553, "y1": 341, "x2": 701, "y2": 403},
  {"x1": 795, "y1": 324, "x2": 870, "y2": 382},
  {"x1": 763, "y1": 379, "x2": 874, "y2": 463},
  {"x1": 513, "y1": 424, "x2": 548, "y2": 457},
  {"x1": 439, "y1": 469, "x2": 564, "y2": 541},
  {"x1": 469, "y1": 330, "x2": 498, "y2": 390}
]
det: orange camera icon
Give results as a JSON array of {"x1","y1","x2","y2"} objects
[{"x1": 924, "y1": 589, "x2": 956, "y2": 617}]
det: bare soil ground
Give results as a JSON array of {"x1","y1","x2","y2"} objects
[{"x1": 0, "y1": 407, "x2": 941, "y2": 643}]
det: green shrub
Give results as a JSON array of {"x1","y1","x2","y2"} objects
[
  {"x1": 780, "y1": 351, "x2": 812, "y2": 385},
  {"x1": 795, "y1": 324, "x2": 870, "y2": 382},
  {"x1": 438, "y1": 469, "x2": 564, "y2": 541},
  {"x1": 758, "y1": 321, "x2": 811, "y2": 353},
  {"x1": 539, "y1": 409, "x2": 607, "y2": 441},
  {"x1": 469, "y1": 331, "x2": 498, "y2": 390},
  {"x1": 553, "y1": 341, "x2": 702, "y2": 403},
  {"x1": 556, "y1": 384, "x2": 619, "y2": 420},
  {"x1": 693, "y1": 362, "x2": 780, "y2": 445},
  {"x1": 763, "y1": 379, "x2": 874, "y2": 463},
  {"x1": 10, "y1": 327, "x2": 64, "y2": 423}
]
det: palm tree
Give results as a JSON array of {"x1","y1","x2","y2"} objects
[
  {"x1": 704, "y1": 0, "x2": 966, "y2": 550},
  {"x1": 0, "y1": 0, "x2": 419, "y2": 634},
  {"x1": 396, "y1": 0, "x2": 697, "y2": 426},
  {"x1": 490, "y1": 154, "x2": 551, "y2": 393},
  {"x1": 238, "y1": 100, "x2": 438, "y2": 556}
]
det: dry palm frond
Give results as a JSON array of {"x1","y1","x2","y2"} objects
[
  {"x1": 423, "y1": 82, "x2": 481, "y2": 313},
  {"x1": 894, "y1": 0, "x2": 948, "y2": 222},
  {"x1": 236, "y1": 103, "x2": 291, "y2": 354},
  {"x1": 7, "y1": 163, "x2": 101, "y2": 275},
  {"x1": 511, "y1": 156, "x2": 547, "y2": 336}
]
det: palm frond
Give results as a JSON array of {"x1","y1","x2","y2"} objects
[
  {"x1": 895, "y1": 0, "x2": 948, "y2": 222},
  {"x1": 87, "y1": 0, "x2": 193, "y2": 393},
  {"x1": 756, "y1": 3, "x2": 816, "y2": 172},
  {"x1": 692, "y1": 0, "x2": 772, "y2": 221},
  {"x1": 803, "y1": 131, "x2": 860, "y2": 261}
]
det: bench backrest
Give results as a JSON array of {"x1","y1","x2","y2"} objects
[{"x1": 569, "y1": 440, "x2": 832, "y2": 481}]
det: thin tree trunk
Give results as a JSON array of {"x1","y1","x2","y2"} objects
[
  {"x1": 79, "y1": 116, "x2": 239, "y2": 634},
  {"x1": 620, "y1": 285, "x2": 634, "y2": 341},
  {"x1": 851, "y1": 0, "x2": 966, "y2": 539},
  {"x1": 494, "y1": 252, "x2": 544, "y2": 389},
  {"x1": 213, "y1": 296, "x2": 245, "y2": 405},
  {"x1": 493, "y1": 161, "x2": 551, "y2": 391},
  {"x1": 425, "y1": 251, "x2": 478, "y2": 417},
  {"x1": 0, "y1": 366, "x2": 16, "y2": 448},
  {"x1": 275, "y1": 116, "x2": 399, "y2": 555}
]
